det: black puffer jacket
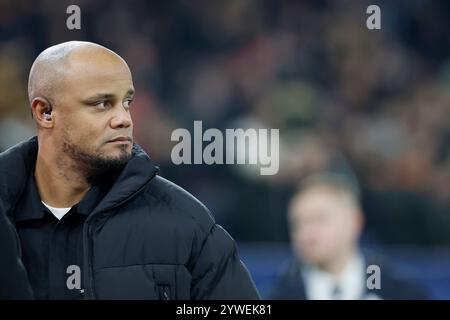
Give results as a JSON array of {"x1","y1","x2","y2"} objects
[
  {"x1": 0, "y1": 201, "x2": 33, "y2": 299},
  {"x1": 0, "y1": 137, "x2": 260, "y2": 300}
]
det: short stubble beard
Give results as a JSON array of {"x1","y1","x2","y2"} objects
[{"x1": 61, "y1": 136, "x2": 132, "y2": 186}]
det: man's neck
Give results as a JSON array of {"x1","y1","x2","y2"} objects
[
  {"x1": 318, "y1": 249, "x2": 357, "y2": 277},
  {"x1": 34, "y1": 148, "x2": 91, "y2": 208}
]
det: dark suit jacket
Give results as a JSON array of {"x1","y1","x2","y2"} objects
[{"x1": 268, "y1": 251, "x2": 429, "y2": 300}]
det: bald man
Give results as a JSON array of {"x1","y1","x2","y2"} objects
[{"x1": 0, "y1": 41, "x2": 259, "y2": 300}]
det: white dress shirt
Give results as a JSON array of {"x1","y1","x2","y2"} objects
[
  {"x1": 42, "y1": 201, "x2": 72, "y2": 220},
  {"x1": 301, "y1": 253, "x2": 379, "y2": 300}
]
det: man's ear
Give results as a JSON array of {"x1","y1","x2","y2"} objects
[{"x1": 31, "y1": 97, "x2": 54, "y2": 128}]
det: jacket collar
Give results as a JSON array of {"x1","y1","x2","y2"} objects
[
  {"x1": 88, "y1": 142, "x2": 160, "y2": 217},
  {"x1": 0, "y1": 136, "x2": 159, "y2": 221}
]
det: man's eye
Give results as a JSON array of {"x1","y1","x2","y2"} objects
[
  {"x1": 95, "y1": 100, "x2": 112, "y2": 109},
  {"x1": 123, "y1": 99, "x2": 133, "y2": 109}
]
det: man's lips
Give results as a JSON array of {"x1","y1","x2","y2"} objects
[{"x1": 108, "y1": 136, "x2": 133, "y2": 144}]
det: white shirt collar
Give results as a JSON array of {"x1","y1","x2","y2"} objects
[
  {"x1": 302, "y1": 253, "x2": 367, "y2": 300},
  {"x1": 42, "y1": 201, "x2": 72, "y2": 220}
]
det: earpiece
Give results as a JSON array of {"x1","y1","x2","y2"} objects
[
  {"x1": 40, "y1": 97, "x2": 53, "y2": 121},
  {"x1": 43, "y1": 110, "x2": 52, "y2": 120}
]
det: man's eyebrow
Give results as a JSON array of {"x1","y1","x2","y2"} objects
[
  {"x1": 84, "y1": 89, "x2": 135, "y2": 102},
  {"x1": 84, "y1": 93, "x2": 115, "y2": 102},
  {"x1": 125, "y1": 88, "x2": 135, "y2": 97}
]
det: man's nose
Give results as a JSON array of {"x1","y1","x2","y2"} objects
[{"x1": 110, "y1": 104, "x2": 132, "y2": 129}]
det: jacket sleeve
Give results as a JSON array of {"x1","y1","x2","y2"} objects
[
  {"x1": 0, "y1": 203, "x2": 33, "y2": 299},
  {"x1": 190, "y1": 224, "x2": 261, "y2": 300}
]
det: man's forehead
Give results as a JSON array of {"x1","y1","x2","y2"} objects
[
  {"x1": 64, "y1": 56, "x2": 133, "y2": 93},
  {"x1": 69, "y1": 52, "x2": 130, "y2": 74},
  {"x1": 290, "y1": 189, "x2": 345, "y2": 214},
  {"x1": 72, "y1": 81, "x2": 134, "y2": 100},
  {"x1": 63, "y1": 44, "x2": 129, "y2": 74},
  {"x1": 69, "y1": 66, "x2": 132, "y2": 82}
]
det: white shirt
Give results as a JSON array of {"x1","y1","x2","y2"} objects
[
  {"x1": 301, "y1": 253, "x2": 377, "y2": 300},
  {"x1": 42, "y1": 201, "x2": 71, "y2": 220}
]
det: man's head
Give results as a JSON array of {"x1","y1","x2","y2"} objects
[
  {"x1": 288, "y1": 173, "x2": 364, "y2": 269},
  {"x1": 28, "y1": 41, "x2": 135, "y2": 183}
]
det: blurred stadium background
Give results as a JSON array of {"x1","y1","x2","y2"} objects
[{"x1": 1, "y1": 0, "x2": 450, "y2": 298}]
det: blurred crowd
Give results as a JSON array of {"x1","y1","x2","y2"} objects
[{"x1": 1, "y1": 0, "x2": 449, "y2": 245}]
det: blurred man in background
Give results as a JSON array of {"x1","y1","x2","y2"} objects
[{"x1": 269, "y1": 173, "x2": 428, "y2": 300}]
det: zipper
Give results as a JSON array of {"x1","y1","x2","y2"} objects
[
  {"x1": 11, "y1": 220, "x2": 23, "y2": 258},
  {"x1": 82, "y1": 170, "x2": 158, "y2": 299},
  {"x1": 157, "y1": 284, "x2": 171, "y2": 300},
  {"x1": 82, "y1": 221, "x2": 96, "y2": 299}
]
